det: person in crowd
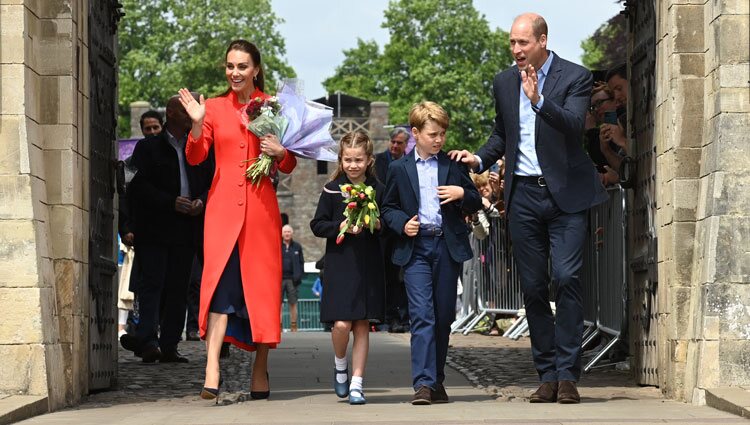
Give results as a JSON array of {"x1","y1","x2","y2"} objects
[
  {"x1": 116, "y1": 109, "x2": 167, "y2": 342},
  {"x1": 310, "y1": 131, "x2": 386, "y2": 405},
  {"x1": 281, "y1": 224, "x2": 304, "y2": 332},
  {"x1": 139, "y1": 109, "x2": 163, "y2": 137},
  {"x1": 606, "y1": 63, "x2": 628, "y2": 110},
  {"x1": 450, "y1": 13, "x2": 607, "y2": 404},
  {"x1": 468, "y1": 170, "x2": 505, "y2": 336},
  {"x1": 600, "y1": 65, "x2": 630, "y2": 175},
  {"x1": 121, "y1": 94, "x2": 213, "y2": 364},
  {"x1": 116, "y1": 236, "x2": 135, "y2": 338},
  {"x1": 382, "y1": 102, "x2": 481, "y2": 405},
  {"x1": 585, "y1": 83, "x2": 622, "y2": 186},
  {"x1": 375, "y1": 127, "x2": 408, "y2": 183},
  {"x1": 179, "y1": 39, "x2": 297, "y2": 402},
  {"x1": 375, "y1": 127, "x2": 411, "y2": 333}
]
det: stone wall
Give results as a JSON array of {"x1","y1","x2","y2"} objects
[
  {"x1": 0, "y1": 0, "x2": 89, "y2": 410},
  {"x1": 655, "y1": 0, "x2": 749, "y2": 402}
]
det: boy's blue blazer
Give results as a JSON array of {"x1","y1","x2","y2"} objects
[{"x1": 381, "y1": 150, "x2": 482, "y2": 266}]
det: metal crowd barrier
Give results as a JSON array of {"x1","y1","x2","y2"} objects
[
  {"x1": 282, "y1": 299, "x2": 324, "y2": 331},
  {"x1": 453, "y1": 186, "x2": 628, "y2": 369},
  {"x1": 452, "y1": 215, "x2": 524, "y2": 336},
  {"x1": 581, "y1": 185, "x2": 628, "y2": 371},
  {"x1": 452, "y1": 237, "x2": 481, "y2": 333}
]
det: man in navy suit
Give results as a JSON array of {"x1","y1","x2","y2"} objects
[
  {"x1": 382, "y1": 101, "x2": 482, "y2": 405},
  {"x1": 451, "y1": 13, "x2": 607, "y2": 404}
]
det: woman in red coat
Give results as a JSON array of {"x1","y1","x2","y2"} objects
[{"x1": 179, "y1": 39, "x2": 296, "y2": 400}]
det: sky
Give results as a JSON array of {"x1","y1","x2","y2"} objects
[{"x1": 271, "y1": 0, "x2": 625, "y2": 100}]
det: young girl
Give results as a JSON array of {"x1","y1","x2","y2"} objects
[{"x1": 310, "y1": 131, "x2": 386, "y2": 405}]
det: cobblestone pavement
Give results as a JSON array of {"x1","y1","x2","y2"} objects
[
  {"x1": 87, "y1": 330, "x2": 655, "y2": 407},
  {"x1": 443, "y1": 332, "x2": 658, "y2": 403}
]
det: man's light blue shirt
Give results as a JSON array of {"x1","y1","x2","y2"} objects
[
  {"x1": 515, "y1": 51, "x2": 554, "y2": 176},
  {"x1": 414, "y1": 148, "x2": 442, "y2": 227}
]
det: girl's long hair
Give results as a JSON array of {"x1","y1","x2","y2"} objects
[
  {"x1": 330, "y1": 131, "x2": 375, "y2": 181},
  {"x1": 219, "y1": 39, "x2": 265, "y2": 97}
]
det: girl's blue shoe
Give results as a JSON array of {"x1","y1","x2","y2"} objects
[
  {"x1": 334, "y1": 368, "x2": 349, "y2": 398},
  {"x1": 348, "y1": 388, "x2": 366, "y2": 405}
]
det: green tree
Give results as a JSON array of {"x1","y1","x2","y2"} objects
[
  {"x1": 324, "y1": 0, "x2": 512, "y2": 151},
  {"x1": 118, "y1": 0, "x2": 295, "y2": 137},
  {"x1": 580, "y1": 12, "x2": 627, "y2": 71}
]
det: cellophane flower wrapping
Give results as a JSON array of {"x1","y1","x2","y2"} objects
[
  {"x1": 244, "y1": 81, "x2": 337, "y2": 185},
  {"x1": 336, "y1": 182, "x2": 380, "y2": 245}
]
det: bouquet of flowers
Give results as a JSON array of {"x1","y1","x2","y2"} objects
[
  {"x1": 242, "y1": 81, "x2": 337, "y2": 185},
  {"x1": 244, "y1": 96, "x2": 287, "y2": 184},
  {"x1": 336, "y1": 182, "x2": 380, "y2": 245}
]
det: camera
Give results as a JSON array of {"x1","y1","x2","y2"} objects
[
  {"x1": 603, "y1": 110, "x2": 618, "y2": 125},
  {"x1": 489, "y1": 163, "x2": 500, "y2": 173}
]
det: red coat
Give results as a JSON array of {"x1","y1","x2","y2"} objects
[{"x1": 186, "y1": 89, "x2": 297, "y2": 351}]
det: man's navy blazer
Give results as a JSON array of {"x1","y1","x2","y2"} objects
[
  {"x1": 381, "y1": 150, "x2": 482, "y2": 266},
  {"x1": 476, "y1": 53, "x2": 608, "y2": 214}
]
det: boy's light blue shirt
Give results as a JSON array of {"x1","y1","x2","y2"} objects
[{"x1": 414, "y1": 147, "x2": 442, "y2": 227}]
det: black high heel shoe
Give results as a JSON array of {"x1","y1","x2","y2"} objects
[
  {"x1": 250, "y1": 372, "x2": 270, "y2": 400},
  {"x1": 200, "y1": 376, "x2": 223, "y2": 404}
]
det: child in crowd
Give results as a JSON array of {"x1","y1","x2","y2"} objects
[
  {"x1": 381, "y1": 101, "x2": 482, "y2": 405},
  {"x1": 310, "y1": 131, "x2": 386, "y2": 405}
]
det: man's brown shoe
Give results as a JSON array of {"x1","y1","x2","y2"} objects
[
  {"x1": 431, "y1": 384, "x2": 449, "y2": 404},
  {"x1": 411, "y1": 385, "x2": 432, "y2": 405},
  {"x1": 529, "y1": 382, "x2": 558, "y2": 403},
  {"x1": 557, "y1": 381, "x2": 580, "y2": 404}
]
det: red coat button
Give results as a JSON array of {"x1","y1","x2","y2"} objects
[
  {"x1": 238, "y1": 200, "x2": 244, "y2": 206},
  {"x1": 240, "y1": 143, "x2": 246, "y2": 148}
]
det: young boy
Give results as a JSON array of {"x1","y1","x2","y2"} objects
[{"x1": 381, "y1": 101, "x2": 482, "y2": 405}]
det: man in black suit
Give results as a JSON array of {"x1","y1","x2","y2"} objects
[
  {"x1": 122, "y1": 94, "x2": 213, "y2": 363},
  {"x1": 374, "y1": 127, "x2": 410, "y2": 332},
  {"x1": 374, "y1": 127, "x2": 408, "y2": 184},
  {"x1": 451, "y1": 13, "x2": 607, "y2": 404}
]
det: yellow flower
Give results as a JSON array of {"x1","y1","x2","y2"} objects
[
  {"x1": 351, "y1": 189, "x2": 358, "y2": 196},
  {"x1": 364, "y1": 215, "x2": 370, "y2": 225},
  {"x1": 368, "y1": 202, "x2": 375, "y2": 210},
  {"x1": 364, "y1": 186, "x2": 374, "y2": 196}
]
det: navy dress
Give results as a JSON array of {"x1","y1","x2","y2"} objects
[
  {"x1": 310, "y1": 175, "x2": 386, "y2": 323},
  {"x1": 209, "y1": 244, "x2": 253, "y2": 346}
]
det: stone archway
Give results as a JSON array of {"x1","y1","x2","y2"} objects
[
  {"x1": 626, "y1": 0, "x2": 750, "y2": 404},
  {"x1": 0, "y1": 0, "x2": 122, "y2": 411}
]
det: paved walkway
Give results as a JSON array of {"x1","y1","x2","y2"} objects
[{"x1": 17, "y1": 332, "x2": 744, "y2": 424}]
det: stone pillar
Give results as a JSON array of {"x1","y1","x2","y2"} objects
[
  {"x1": 655, "y1": 0, "x2": 750, "y2": 403},
  {"x1": 369, "y1": 101, "x2": 390, "y2": 152},
  {"x1": 0, "y1": 0, "x2": 89, "y2": 411},
  {"x1": 129, "y1": 101, "x2": 152, "y2": 138}
]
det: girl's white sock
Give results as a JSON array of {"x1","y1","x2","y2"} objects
[
  {"x1": 335, "y1": 356, "x2": 348, "y2": 383},
  {"x1": 350, "y1": 375, "x2": 363, "y2": 392}
]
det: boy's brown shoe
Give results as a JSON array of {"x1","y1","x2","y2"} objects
[
  {"x1": 411, "y1": 385, "x2": 432, "y2": 405},
  {"x1": 529, "y1": 381, "x2": 558, "y2": 403}
]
